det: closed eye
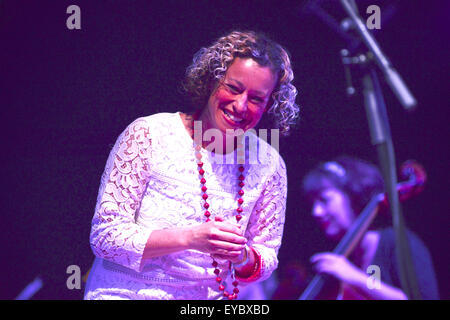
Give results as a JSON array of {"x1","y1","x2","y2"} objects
[
  {"x1": 225, "y1": 82, "x2": 265, "y2": 104},
  {"x1": 226, "y1": 83, "x2": 241, "y2": 93},
  {"x1": 318, "y1": 195, "x2": 330, "y2": 205},
  {"x1": 250, "y1": 96, "x2": 264, "y2": 104}
]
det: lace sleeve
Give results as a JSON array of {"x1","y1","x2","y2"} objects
[
  {"x1": 238, "y1": 158, "x2": 288, "y2": 283},
  {"x1": 89, "y1": 118, "x2": 153, "y2": 272}
]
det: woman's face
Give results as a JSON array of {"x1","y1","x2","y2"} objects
[
  {"x1": 200, "y1": 57, "x2": 277, "y2": 135},
  {"x1": 310, "y1": 186, "x2": 356, "y2": 240}
]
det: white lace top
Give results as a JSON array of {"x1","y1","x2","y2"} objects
[{"x1": 85, "y1": 112, "x2": 287, "y2": 299}]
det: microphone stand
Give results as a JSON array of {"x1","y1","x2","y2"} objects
[
  {"x1": 338, "y1": 0, "x2": 421, "y2": 299},
  {"x1": 339, "y1": 0, "x2": 417, "y2": 110}
]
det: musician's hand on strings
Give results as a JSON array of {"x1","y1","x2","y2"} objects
[{"x1": 310, "y1": 252, "x2": 366, "y2": 284}]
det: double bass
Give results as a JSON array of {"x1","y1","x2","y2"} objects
[{"x1": 298, "y1": 160, "x2": 426, "y2": 300}]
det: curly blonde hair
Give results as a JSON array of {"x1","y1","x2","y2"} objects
[{"x1": 183, "y1": 30, "x2": 299, "y2": 135}]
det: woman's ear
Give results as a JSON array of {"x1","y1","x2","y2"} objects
[{"x1": 264, "y1": 91, "x2": 275, "y2": 113}]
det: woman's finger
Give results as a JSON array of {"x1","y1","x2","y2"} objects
[
  {"x1": 217, "y1": 222, "x2": 244, "y2": 236},
  {"x1": 210, "y1": 225, "x2": 247, "y2": 244},
  {"x1": 209, "y1": 239, "x2": 246, "y2": 252},
  {"x1": 211, "y1": 250, "x2": 242, "y2": 261}
]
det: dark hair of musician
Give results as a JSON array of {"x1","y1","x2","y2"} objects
[{"x1": 302, "y1": 155, "x2": 385, "y2": 215}]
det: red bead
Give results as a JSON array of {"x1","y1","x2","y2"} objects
[
  {"x1": 236, "y1": 207, "x2": 243, "y2": 213},
  {"x1": 201, "y1": 186, "x2": 207, "y2": 192},
  {"x1": 236, "y1": 215, "x2": 242, "y2": 222},
  {"x1": 204, "y1": 202, "x2": 209, "y2": 209},
  {"x1": 228, "y1": 294, "x2": 234, "y2": 300},
  {"x1": 216, "y1": 277, "x2": 222, "y2": 283},
  {"x1": 238, "y1": 174, "x2": 245, "y2": 181},
  {"x1": 223, "y1": 291, "x2": 229, "y2": 297},
  {"x1": 212, "y1": 261, "x2": 218, "y2": 267},
  {"x1": 202, "y1": 193, "x2": 208, "y2": 200},
  {"x1": 238, "y1": 198, "x2": 244, "y2": 205},
  {"x1": 219, "y1": 284, "x2": 225, "y2": 291},
  {"x1": 199, "y1": 169, "x2": 205, "y2": 175},
  {"x1": 232, "y1": 280, "x2": 239, "y2": 286},
  {"x1": 233, "y1": 287, "x2": 239, "y2": 294},
  {"x1": 239, "y1": 166, "x2": 244, "y2": 172},
  {"x1": 214, "y1": 268, "x2": 220, "y2": 275},
  {"x1": 238, "y1": 182, "x2": 245, "y2": 188},
  {"x1": 238, "y1": 189, "x2": 244, "y2": 196},
  {"x1": 197, "y1": 162, "x2": 204, "y2": 167},
  {"x1": 200, "y1": 178, "x2": 206, "y2": 184},
  {"x1": 204, "y1": 211, "x2": 211, "y2": 218},
  {"x1": 206, "y1": 218, "x2": 211, "y2": 222}
]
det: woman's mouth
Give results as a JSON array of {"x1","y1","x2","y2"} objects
[
  {"x1": 317, "y1": 219, "x2": 331, "y2": 231},
  {"x1": 222, "y1": 109, "x2": 244, "y2": 126}
]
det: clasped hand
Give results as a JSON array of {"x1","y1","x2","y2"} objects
[{"x1": 188, "y1": 217, "x2": 247, "y2": 264}]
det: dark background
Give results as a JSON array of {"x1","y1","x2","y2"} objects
[{"x1": 0, "y1": 0, "x2": 448, "y2": 300}]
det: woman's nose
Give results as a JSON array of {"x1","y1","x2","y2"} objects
[
  {"x1": 312, "y1": 202, "x2": 325, "y2": 218},
  {"x1": 234, "y1": 93, "x2": 248, "y2": 114}
]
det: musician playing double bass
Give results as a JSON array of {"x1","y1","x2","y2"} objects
[{"x1": 301, "y1": 156, "x2": 439, "y2": 300}]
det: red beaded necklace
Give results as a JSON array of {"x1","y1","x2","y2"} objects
[{"x1": 193, "y1": 140, "x2": 245, "y2": 300}]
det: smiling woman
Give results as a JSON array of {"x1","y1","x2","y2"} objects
[
  {"x1": 196, "y1": 57, "x2": 277, "y2": 152},
  {"x1": 209, "y1": 58, "x2": 276, "y2": 129},
  {"x1": 183, "y1": 30, "x2": 299, "y2": 137},
  {"x1": 84, "y1": 30, "x2": 299, "y2": 300}
]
